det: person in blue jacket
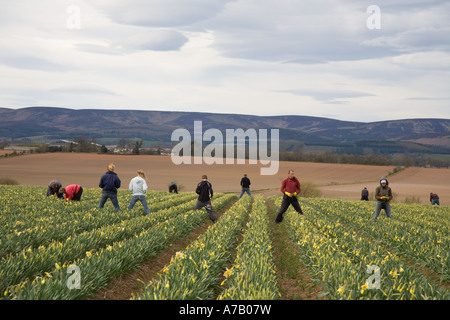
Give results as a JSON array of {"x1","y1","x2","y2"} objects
[
  {"x1": 238, "y1": 174, "x2": 253, "y2": 199},
  {"x1": 97, "y1": 163, "x2": 121, "y2": 211}
]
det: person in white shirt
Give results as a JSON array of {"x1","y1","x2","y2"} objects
[{"x1": 128, "y1": 170, "x2": 150, "y2": 215}]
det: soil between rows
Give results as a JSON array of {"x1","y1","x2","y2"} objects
[
  {"x1": 266, "y1": 198, "x2": 326, "y2": 300},
  {"x1": 89, "y1": 197, "x2": 238, "y2": 300}
]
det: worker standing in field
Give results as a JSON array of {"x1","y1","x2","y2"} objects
[
  {"x1": 238, "y1": 174, "x2": 253, "y2": 199},
  {"x1": 194, "y1": 175, "x2": 217, "y2": 223},
  {"x1": 430, "y1": 192, "x2": 440, "y2": 205},
  {"x1": 361, "y1": 187, "x2": 369, "y2": 201},
  {"x1": 372, "y1": 178, "x2": 393, "y2": 220},
  {"x1": 128, "y1": 170, "x2": 151, "y2": 215},
  {"x1": 47, "y1": 179, "x2": 64, "y2": 199},
  {"x1": 97, "y1": 163, "x2": 121, "y2": 211},
  {"x1": 275, "y1": 169, "x2": 303, "y2": 223},
  {"x1": 59, "y1": 184, "x2": 83, "y2": 201}
]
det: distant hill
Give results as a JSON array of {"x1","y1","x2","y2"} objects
[{"x1": 1, "y1": 106, "x2": 449, "y2": 156}]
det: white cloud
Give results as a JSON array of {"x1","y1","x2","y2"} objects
[
  {"x1": 0, "y1": 0, "x2": 449, "y2": 122},
  {"x1": 114, "y1": 29, "x2": 189, "y2": 51},
  {"x1": 88, "y1": 0, "x2": 234, "y2": 27}
]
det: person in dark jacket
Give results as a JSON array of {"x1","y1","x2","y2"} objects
[
  {"x1": 275, "y1": 169, "x2": 303, "y2": 223},
  {"x1": 361, "y1": 187, "x2": 369, "y2": 201},
  {"x1": 430, "y1": 192, "x2": 440, "y2": 205},
  {"x1": 169, "y1": 181, "x2": 178, "y2": 194},
  {"x1": 238, "y1": 174, "x2": 252, "y2": 199},
  {"x1": 194, "y1": 175, "x2": 217, "y2": 223},
  {"x1": 97, "y1": 163, "x2": 121, "y2": 211},
  {"x1": 372, "y1": 178, "x2": 393, "y2": 220},
  {"x1": 47, "y1": 179, "x2": 64, "y2": 198}
]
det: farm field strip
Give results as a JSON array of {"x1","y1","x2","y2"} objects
[
  {"x1": 276, "y1": 197, "x2": 449, "y2": 299},
  {"x1": 1, "y1": 182, "x2": 449, "y2": 300},
  {"x1": 303, "y1": 199, "x2": 449, "y2": 281},
  {"x1": 0, "y1": 186, "x2": 196, "y2": 233},
  {"x1": 134, "y1": 196, "x2": 253, "y2": 300},
  {"x1": 3, "y1": 194, "x2": 236, "y2": 300},
  {"x1": 388, "y1": 205, "x2": 450, "y2": 235},
  {"x1": 218, "y1": 195, "x2": 279, "y2": 300},
  {"x1": 0, "y1": 189, "x2": 205, "y2": 258},
  {"x1": 0, "y1": 194, "x2": 230, "y2": 294}
]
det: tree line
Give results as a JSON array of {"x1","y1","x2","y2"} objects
[
  {"x1": 1, "y1": 137, "x2": 449, "y2": 168},
  {"x1": 279, "y1": 150, "x2": 450, "y2": 168}
]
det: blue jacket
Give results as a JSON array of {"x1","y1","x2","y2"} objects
[
  {"x1": 240, "y1": 177, "x2": 251, "y2": 188},
  {"x1": 99, "y1": 171, "x2": 121, "y2": 195}
]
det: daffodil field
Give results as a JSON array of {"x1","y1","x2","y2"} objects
[
  {"x1": 135, "y1": 195, "x2": 279, "y2": 300},
  {"x1": 0, "y1": 185, "x2": 448, "y2": 300},
  {"x1": 277, "y1": 197, "x2": 449, "y2": 300}
]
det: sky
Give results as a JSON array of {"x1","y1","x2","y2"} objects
[{"x1": 0, "y1": 0, "x2": 449, "y2": 123}]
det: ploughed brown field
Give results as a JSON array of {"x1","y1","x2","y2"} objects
[{"x1": 1, "y1": 153, "x2": 449, "y2": 205}]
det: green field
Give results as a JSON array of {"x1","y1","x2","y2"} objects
[{"x1": 0, "y1": 185, "x2": 448, "y2": 300}]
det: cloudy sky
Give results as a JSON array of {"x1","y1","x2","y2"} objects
[{"x1": 0, "y1": 0, "x2": 449, "y2": 122}]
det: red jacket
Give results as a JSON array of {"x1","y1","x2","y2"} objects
[
  {"x1": 64, "y1": 184, "x2": 81, "y2": 200},
  {"x1": 280, "y1": 177, "x2": 301, "y2": 195}
]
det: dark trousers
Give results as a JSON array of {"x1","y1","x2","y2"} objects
[
  {"x1": 275, "y1": 194, "x2": 303, "y2": 222},
  {"x1": 194, "y1": 200, "x2": 217, "y2": 223},
  {"x1": 72, "y1": 187, "x2": 83, "y2": 201}
]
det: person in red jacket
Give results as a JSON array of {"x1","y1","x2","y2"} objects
[
  {"x1": 59, "y1": 184, "x2": 83, "y2": 201},
  {"x1": 275, "y1": 169, "x2": 303, "y2": 223}
]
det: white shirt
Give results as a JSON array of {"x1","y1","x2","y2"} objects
[{"x1": 129, "y1": 176, "x2": 148, "y2": 196}]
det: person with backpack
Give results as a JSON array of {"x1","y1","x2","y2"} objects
[
  {"x1": 97, "y1": 163, "x2": 121, "y2": 211},
  {"x1": 194, "y1": 175, "x2": 217, "y2": 223},
  {"x1": 128, "y1": 170, "x2": 151, "y2": 214}
]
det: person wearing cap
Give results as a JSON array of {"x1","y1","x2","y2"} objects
[
  {"x1": 194, "y1": 175, "x2": 217, "y2": 223},
  {"x1": 430, "y1": 192, "x2": 440, "y2": 205},
  {"x1": 372, "y1": 178, "x2": 393, "y2": 220}
]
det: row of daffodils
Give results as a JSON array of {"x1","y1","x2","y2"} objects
[{"x1": 217, "y1": 196, "x2": 279, "y2": 300}]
